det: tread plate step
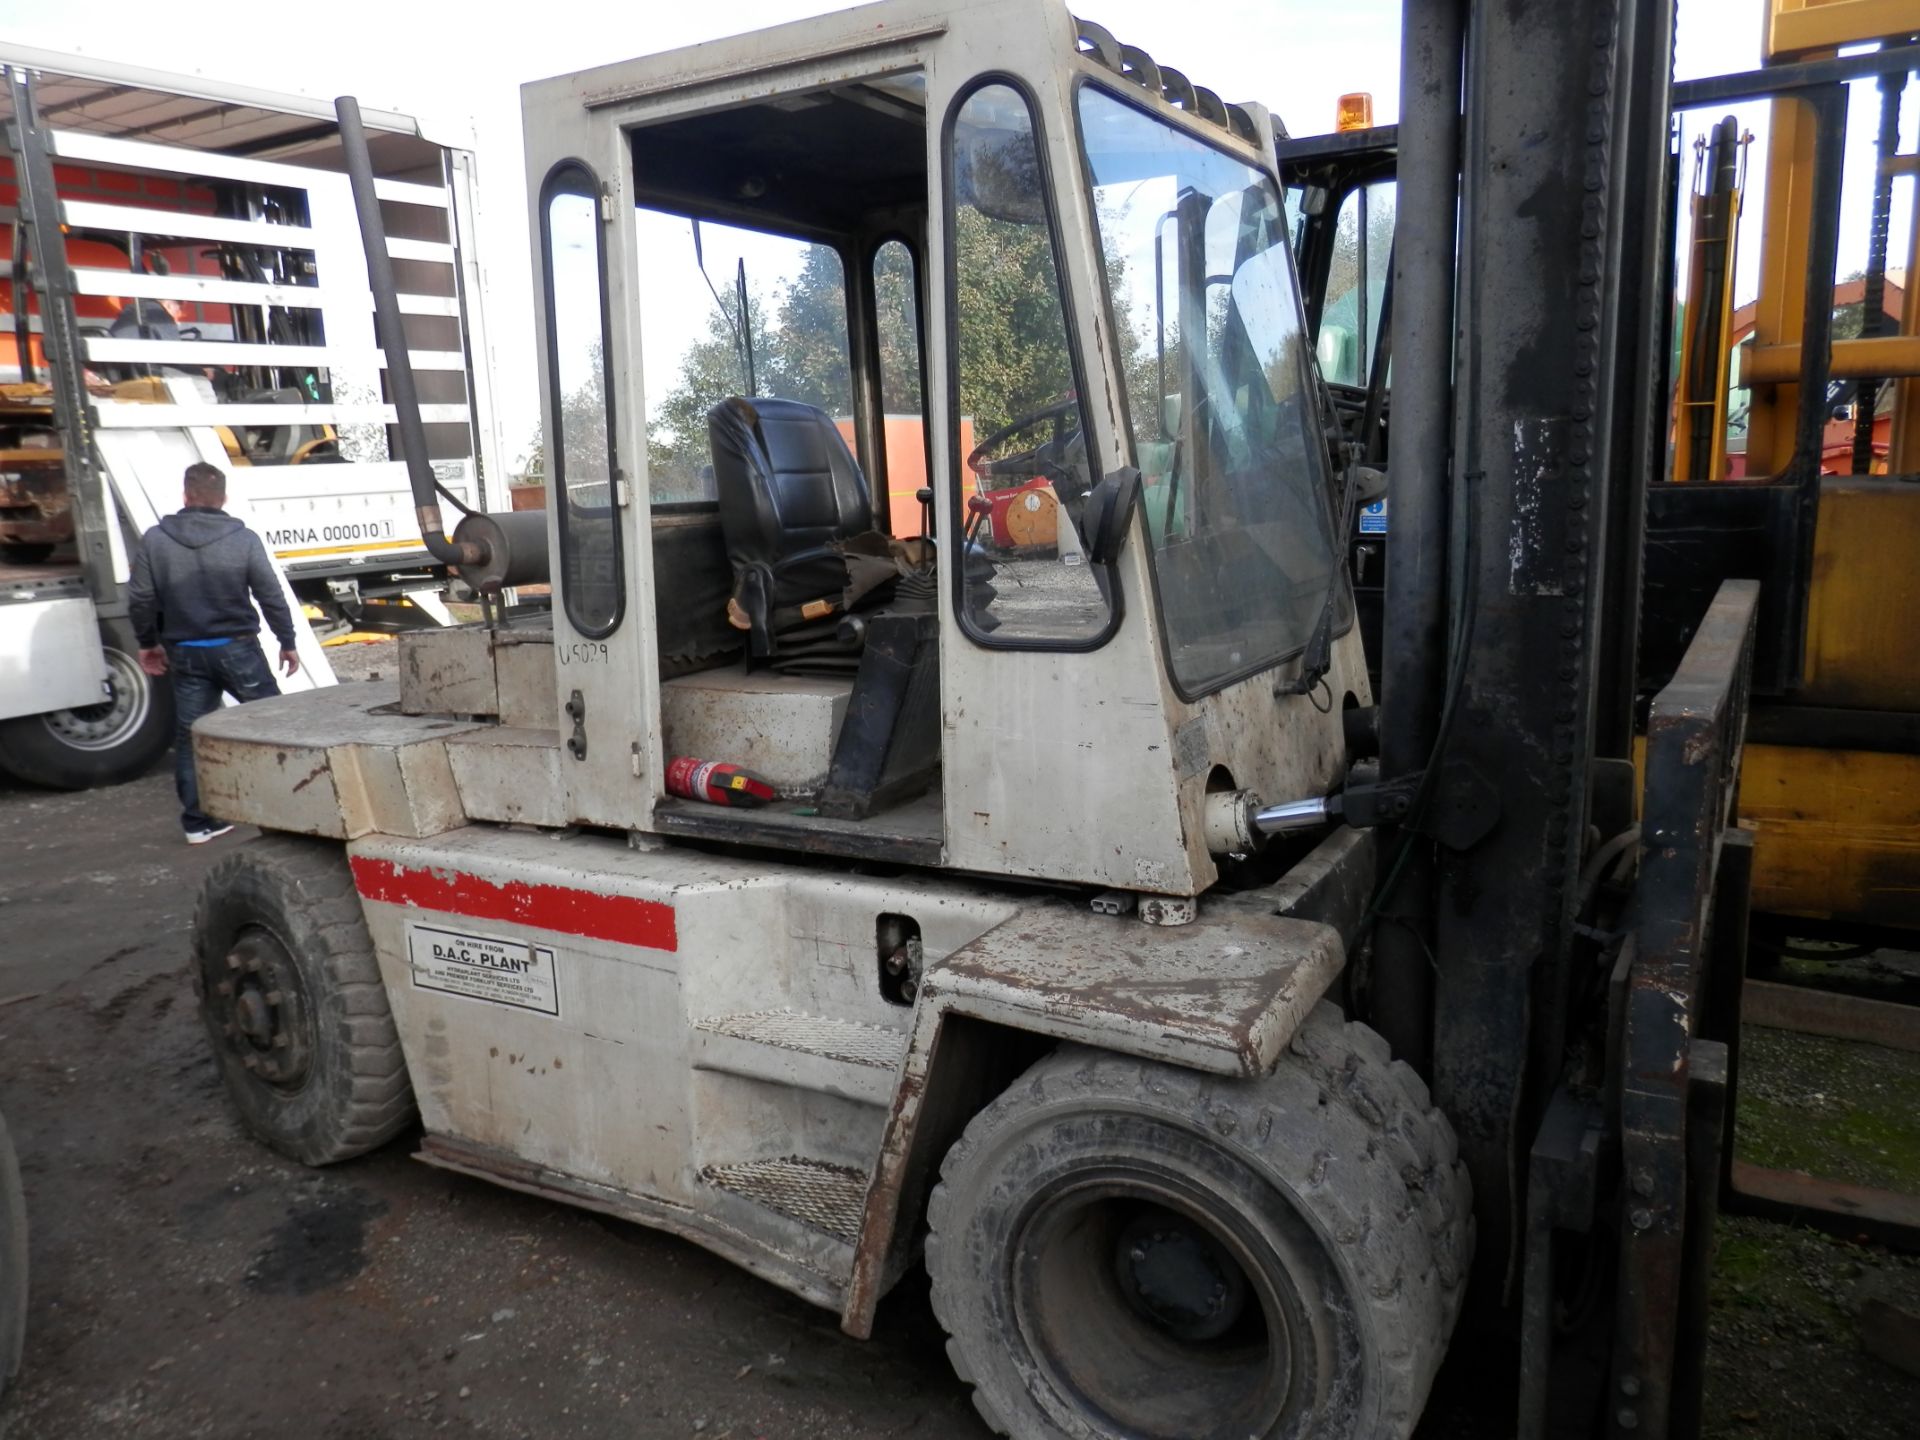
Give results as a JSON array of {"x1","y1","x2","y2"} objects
[
  {"x1": 702, "y1": 1156, "x2": 870, "y2": 1245},
  {"x1": 690, "y1": 1010, "x2": 908, "y2": 1106},
  {"x1": 692, "y1": 1009, "x2": 908, "y2": 1069}
]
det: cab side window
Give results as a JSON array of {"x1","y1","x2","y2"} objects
[
  {"x1": 541, "y1": 163, "x2": 622, "y2": 637},
  {"x1": 948, "y1": 81, "x2": 1113, "y2": 646},
  {"x1": 1319, "y1": 179, "x2": 1396, "y2": 388}
]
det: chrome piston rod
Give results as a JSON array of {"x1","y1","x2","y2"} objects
[{"x1": 1251, "y1": 796, "x2": 1333, "y2": 835}]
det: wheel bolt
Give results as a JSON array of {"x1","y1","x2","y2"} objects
[
  {"x1": 272, "y1": 1033, "x2": 291, "y2": 1050},
  {"x1": 1130, "y1": 1246, "x2": 1147, "y2": 1263},
  {"x1": 244, "y1": 955, "x2": 265, "y2": 973},
  {"x1": 215, "y1": 981, "x2": 233, "y2": 998},
  {"x1": 225, "y1": 953, "x2": 242, "y2": 971},
  {"x1": 264, "y1": 991, "x2": 283, "y2": 1006},
  {"x1": 241, "y1": 1054, "x2": 259, "y2": 1071}
]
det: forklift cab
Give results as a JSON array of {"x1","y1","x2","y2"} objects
[{"x1": 523, "y1": 0, "x2": 1367, "y2": 901}]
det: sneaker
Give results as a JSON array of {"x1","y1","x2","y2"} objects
[{"x1": 185, "y1": 824, "x2": 235, "y2": 845}]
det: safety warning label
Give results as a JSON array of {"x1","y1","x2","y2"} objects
[{"x1": 407, "y1": 924, "x2": 560, "y2": 1017}]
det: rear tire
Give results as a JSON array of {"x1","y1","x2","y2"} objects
[
  {"x1": 0, "y1": 1106, "x2": 26, "y2": 1418},
  {"x1": 0, "y1": 617, "x2": 173, "y2": 790},
  {"x1": 192, "y1": 835, "x2": 415, "y2": 1166},
  {"x1": 926, "y1": 1003, "x2": 1471, "y2": 1440}
]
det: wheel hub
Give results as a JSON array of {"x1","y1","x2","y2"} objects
[
  {"x1": 1013, "y1": 1178, "x2": 1309, "y2": 1440},
  {"x1": 1116, "y1": 1214, "x2": 1248, "y2": 1342},
  {"x1": 209, "y1": 931, "x2": 312, "y2": 1088},
  {"x1": 42, "y1": 648, "x2": 149, "y2": 750},
  {"x1": 235, "y1": 989, "x2": 274, "y2": 1043}
]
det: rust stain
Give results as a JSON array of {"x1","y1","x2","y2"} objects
[{"x1": 289, "y1": 762, "x2": 329, "y2": 794}]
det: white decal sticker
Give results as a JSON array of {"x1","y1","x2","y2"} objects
[{"x1": 407, "y1": 924, "x2": 560, "y2": 1016}]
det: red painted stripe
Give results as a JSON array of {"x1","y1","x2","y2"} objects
[{"x1": 350, "y1": 856, "x2": 677, "y2": 953}]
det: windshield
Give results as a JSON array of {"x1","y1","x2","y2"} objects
[{"x1": 1078, "y1": 86, "x2": 1342, "y2": 697}]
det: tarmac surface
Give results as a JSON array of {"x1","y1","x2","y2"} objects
[{"x1": 0, "y1": 676, "x2": 1914, "y2": 1437}]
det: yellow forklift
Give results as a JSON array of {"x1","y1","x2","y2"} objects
[
  {"x1": 1669, "y1": 0, "x2": 1920, "y2": 941},
  {"x1": 1285, "y1": 0, "x2": 1920, "y2": 1250}
]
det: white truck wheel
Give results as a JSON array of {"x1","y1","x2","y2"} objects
[{"x1": 0, "y1": 618, "x2": 173, "y2": 791}]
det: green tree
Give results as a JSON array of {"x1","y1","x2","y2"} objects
[
  {"x1": 760, "y1": 245, "x2": 853, "y2": 413},
  {"x1": 642, "y1": 240, "x2": 932, "y2": 499},
  {"x1": 953, "y1": 207, "x2": 1078, "y2": 444},
  {"x1": 520, "y1": 340, "x2": 611, "y2": 500},
  {"x1": 557, "y1": 339, "x2": 610, "y2": 489},
  {"x1": 644, "y1": 289, "x2": 775, "y2": 501},
  {"x1": 873, "y1": 240, "x2": 923, "y2": 414},
  {"x1": 542, "y1": 219, "x2": 1124, "y2": 503}
]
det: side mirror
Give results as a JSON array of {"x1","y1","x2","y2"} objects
[{"x1": 1084, "y1": 466, "x2": 1143, "y2": 567}]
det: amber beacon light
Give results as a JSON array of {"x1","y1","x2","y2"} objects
[{"x1": 1336, "y1": 91, "x2": 1374, "y2": 131}]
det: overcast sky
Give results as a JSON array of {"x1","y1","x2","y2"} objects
[{"x1": 1, "y1": 0, "x2": 1899, "y2": 476}]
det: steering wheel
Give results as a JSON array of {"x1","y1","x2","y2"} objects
[{"x1": 967, "y1": 396, "x2": 1081, "y2": 485}]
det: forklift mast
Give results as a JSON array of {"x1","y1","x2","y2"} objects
[
  {"x1": 1288, "y1": 0, "x2": 1831, "y2": 1430},
  {"x1": 1402, "y1": 0, "x2": 1680, "y2": 1289}
]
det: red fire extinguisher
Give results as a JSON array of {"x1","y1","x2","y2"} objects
[{"x1": 665, "y1": 756, "x2": 777, "y2": 808}]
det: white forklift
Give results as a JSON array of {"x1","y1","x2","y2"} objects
[{"x1": 186, "y1": 1, "x2": 1759, "y2": 1436}]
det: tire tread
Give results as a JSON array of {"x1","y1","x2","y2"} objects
[
  {"x1": 192, "y1": 835, "x2": 415, "y2": 1165},
  {"x1": 924, "y1": 1002, "x2": 1472, "y2": 1439}
]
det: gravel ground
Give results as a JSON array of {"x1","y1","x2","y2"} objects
[
  {"x1": 320, "y1": 636, "x2": 399, "y2": 685},
  {"x1": 1702, "y1": 1216, "x2": 1920, "y2": 1440},
  {"x1": 1736, "y1": 1026, "x2": 1920, "y2": 1193},
  {"x1": 0, "y1": 715, "x2": 1915, "y2": 1437}
]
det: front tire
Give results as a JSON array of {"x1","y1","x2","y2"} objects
[
  {"x1": 926, "y1": 1004, "x2": 1471, "y2": 1440},
  {"x1": 193, "y1": 835, "x2": 416, "y2": 1166},
  {"x1": 0, "y1": 617, "x2": 173, "y2": 790}
]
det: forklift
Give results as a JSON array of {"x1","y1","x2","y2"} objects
[{"x1": 185, "y1": 2, "x2": 1753, "y2": 1435}]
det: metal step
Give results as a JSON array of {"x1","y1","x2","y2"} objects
[
  {"x1": 690, "y1": 1009, "x2": 907, "y2": 1106},
  {"x1": 701, "y1": 1156, "x2": 870, "y2": 1246}
]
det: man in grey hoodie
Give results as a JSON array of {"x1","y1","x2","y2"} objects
[{"x1": 128, "y1": 462, "x2": 301, "y2": 843}]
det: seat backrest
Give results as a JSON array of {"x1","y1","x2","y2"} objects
[{"x1": 708, "y1": 396, "x2": 872, "y2": 567}]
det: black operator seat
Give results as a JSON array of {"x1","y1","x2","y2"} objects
[
  {"x1": 705, "y1": 395, "x2": 943, "y2": 813},
  {"x1": 711, "y1": 395, "x2": 869, "y2": 575},
  {"x1": 708, "y1": 395, "x2": 915, "y2": 666}
]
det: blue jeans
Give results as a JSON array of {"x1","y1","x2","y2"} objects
[{"x1": 170, "y1": 641, "x2": 280, "y2": 832}]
